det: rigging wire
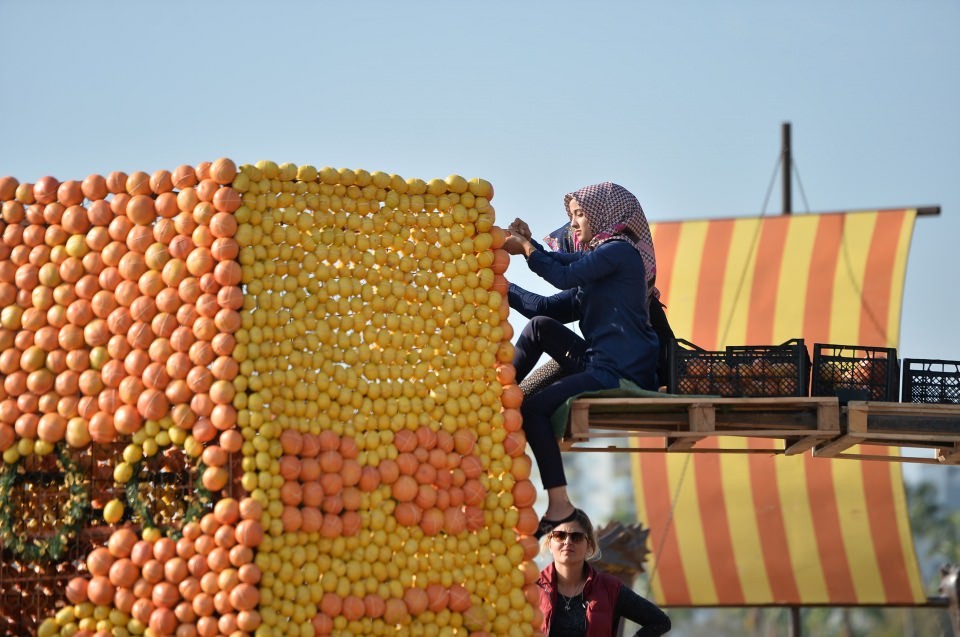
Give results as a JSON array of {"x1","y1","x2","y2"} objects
[
  {"x1": 759, "y1": 152, "x2": 782, "y2": 217},
  {"x1": 715, "y1": 153, "x2": 783, "y2": 345},
  {"x1": 791, "y1": 159, "x2": 811, "y2": 213}
]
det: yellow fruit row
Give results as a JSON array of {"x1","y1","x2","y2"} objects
[{"x1": 229, "y1": 161, "x2": 535, "y2": 637}]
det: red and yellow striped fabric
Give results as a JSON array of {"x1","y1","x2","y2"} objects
[{"x1": 632, "y1": 209, "x2": 926, "y2": 606}]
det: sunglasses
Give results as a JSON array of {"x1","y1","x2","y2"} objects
[{"x1": 550, "y1": 530, "x2": 587, "y2": 544}]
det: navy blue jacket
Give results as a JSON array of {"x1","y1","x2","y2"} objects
[{"x1": 509, "y1": 239, "x2": 659, "y2": 390}]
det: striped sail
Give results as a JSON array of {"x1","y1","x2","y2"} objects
[{"x1": 632, "y1": 209, "x2": 926, "y2": 606}]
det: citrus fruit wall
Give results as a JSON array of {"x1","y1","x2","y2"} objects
[{"x1": 0, "y1": 160, "x2": 541, "y2": 637}]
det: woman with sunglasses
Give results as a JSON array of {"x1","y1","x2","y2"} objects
[
  {"x1": 503, "y1": 183, "x2": 661, "y2": 538},
  {"x1": 538, "y1": 508, "x2": 671, "y2": 637}
]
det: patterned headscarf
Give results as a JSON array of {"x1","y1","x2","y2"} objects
[{"x1": 562, "y1": 182, "x2": 657, "y2": 290}]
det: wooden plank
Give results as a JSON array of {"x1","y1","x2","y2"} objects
[
  {"x1": 666, "y1": 437, "x2": 700, "y2": 451},
  {"x1": 830, "y1": 450, "x2": 948, "y2": 464},
  {"x1": 810, "y1": 434, "x2": 859, "y2": 458},
  {"x1": 560, "y1": 395, "x2": 960, "y2": 464},
  {"x1": 561, "y1": 396, "x2": 840, "y2": 453},
  {"x1": 568, "y1": 401, "x2": 591, "y2": 440},
  {"x1": 785, "y1": 401, "x2": 843, "y2": 455},
  {"x1": 567, "y1": 397, "x2": 836, "y2": 426},
  {"x1": 814, "y1": 401, "x2": 960, "y2": 460},
  {"x1": 847, "y1": 401, "x2": 960, "y2": 431},
  {"x1": 852, "y1": 401, "x2": 960, "y2": 418},
  {"x1": 564, "y1": 445, "x2": 788, "y2": 455},
  {"x1": 937, "y1": 446, "x2": 960, "y2": 464},
  {"x1": 818, "y1": 400, "x2": 841, "y2": 432},
  {"x1": 667, "y1": 405, "x2": 712, "y2": 450},
  {"x1": 585, "y1": 424, "x2": 836, "y2": 441},
  {"x1": 812, "y1": 410, "x2": 867, "y2": 456},
  {"x1": 783, "y1": 435, "x2": 825, "y2": 455}
]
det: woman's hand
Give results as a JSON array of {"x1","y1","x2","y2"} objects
[
  {"x1": 508, "y1": 218, "x2": 532, "y2": 240},
  {"x1": 504, "y1": 234, "x2": 536, "y2": 257}
]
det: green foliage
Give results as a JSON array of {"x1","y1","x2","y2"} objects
[
  {"x1": 0, "y1": 445, "x2": 89, "y2": 562},
  {"x1": 907, "y1": 479, "x2": 960, "y2": 566},
  {"x1": 122, "y1": 459, "x2": 213, "y2": 539}
]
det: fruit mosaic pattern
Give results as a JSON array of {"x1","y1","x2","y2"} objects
[{"x1": 0, "y1": 160, "x2": 540, "y2": 637}]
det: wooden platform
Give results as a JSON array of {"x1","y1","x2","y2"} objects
[
  {"x1": 559, "y1": 396, "x2": 960, "y2": 464},
  {"x1": 815, "y1": 401, "x2": 960, "y2": 464}
]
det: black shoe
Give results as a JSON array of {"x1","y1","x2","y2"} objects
[{"x1": 534, "y1": 510, "x2": 578, "y2": 540}]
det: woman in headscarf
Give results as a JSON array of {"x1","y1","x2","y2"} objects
[
  {"x1": 513, "y1": 189, "x2": 674, "y2": 395},
  {"x1": 504, "y1": 182, "x2": 660, "y2": 537}
]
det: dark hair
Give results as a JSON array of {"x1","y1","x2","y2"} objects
[
  {"x1": 542, "y1": 508, "x2": 603, "y2": 561},
  {"x1": 571, "y1": 508, "x2": 602, "y2": 561}
]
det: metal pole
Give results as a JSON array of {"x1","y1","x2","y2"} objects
[
  {"x1": 791, "y1": 606, "x2": 802, "y2": 636},
  {"x1": 782, "y1": 121, "x2": 792, "y2": 215}
]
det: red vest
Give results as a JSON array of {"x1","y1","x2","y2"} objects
[{"x1": 538, "y1": 562, "x2": 623, "y2": 637}]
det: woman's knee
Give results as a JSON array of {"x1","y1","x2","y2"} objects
[{"x1": 529, "y1": 315, "x2": 568, "y2": 338}]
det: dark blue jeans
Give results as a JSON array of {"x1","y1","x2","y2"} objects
[{"x1": 513, "y1": 316, "x2": 611, "y2": 489}]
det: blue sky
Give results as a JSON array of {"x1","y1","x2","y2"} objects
[{"x1": 2, "y1": 1, "x2": 956, "y2": 364}]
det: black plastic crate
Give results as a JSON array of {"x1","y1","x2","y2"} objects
[
  {"x1": 811, "y1": 343, "x2": 899, "y2": 403},
  {"x1": 668, "y1": 338, "x2": 810, "y2": 397},
  {"x1": 901, "y1": 358, "x2": 960, "y2": 405}
]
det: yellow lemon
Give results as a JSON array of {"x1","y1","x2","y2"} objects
[
  {"x1": 103, "y1": 499, "x2": 124, "y2": 524},
  {"x1": 297, "y1": 164, "x2": 318, "y2": 182},
  {"x1": 427, "y1": 178, "x2": 447, "y2": 196},
  {"x1": 468, "y1": 177, "x2": 494, "y2": 198},
  {"x1": 445, "y1": 174, "x2": 469, "y2": 194},
  {"x1": 55, "y1": 606, "x2": 76, "y2": 626},
  {"x1": 256, "y1": 159, "x2": 279, "y2": 179},
  {"x1": 113, "y1": 462, "x2": 134, "y2": 483},
  {"x1": 278, "y1": 162, "x2": 298, "y2": 181},
  {"x1": 37, "y1": 619, "x2": 59, "y2": 637},
  {"x1": 406, "y1": 177, "x2": 427, "y2": 195},
  {"x1": 142, "y1": 437, "x2": 159, "y2": 457},
  {"x1": 15, "y1": 438, "x2": 33, "y2": 458}
]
